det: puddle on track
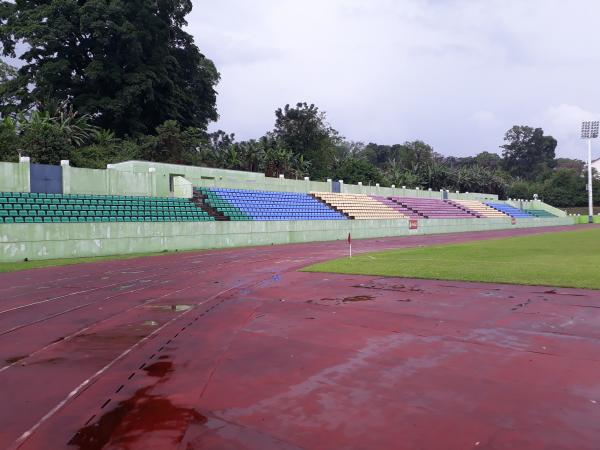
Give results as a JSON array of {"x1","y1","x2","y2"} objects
[
  {"x1": 69, "y1": 359, "x2": 205, "y2": 449},
  {"x1": 311, "y1": 295, "x2": 376, "y2": 305},
  {"x1": 146, "y1": 304, "x2": 193, "y2": 312},
  {"x1": 5, "y1": 355, "x2": 27, "y2": 364},
  {"x1": 68, "y1": 386, "x2": 206, "y2": 450}
]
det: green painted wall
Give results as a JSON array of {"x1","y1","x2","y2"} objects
[
  {"x1": 340, "y1": 183, "x2": 497, "y2": 201},
  {"x1": 575, "y1": 215, "x2": 600, "y2": 224},
  {"x1": 0, "y1": 216, "x2": 576, "y2": 262},
  {"x1": 105, "y1": 161, "x2": 499, "y2": 200},
  {"x1": 63, "y1": 166, "x2": 156, "y2": 196},
  {"x1": 44, "y1": 160, "x2": 502, "y2": 201},
  {"x1": 0, "y1": 161, "x2": 29, "y2": 192}
]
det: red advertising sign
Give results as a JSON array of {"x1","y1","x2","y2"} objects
[{"x1": 409, "y1": 219, "x2": 419, "y2": 230}]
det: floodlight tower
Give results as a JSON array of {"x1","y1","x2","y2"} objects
[{"x1": 582, "y1": 121, "x2": 599, "y2": 223}]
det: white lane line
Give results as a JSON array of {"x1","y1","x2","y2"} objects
[
  {"x1": 0, "y1": 276, "x2": 162, "y2": 316},
  {"x1": 0, "y1": 276, "x2": 223, "y2": 374},
  {"x1": 9, "y1": 285, "x2": 239, "y2": 450},
  {"x1": 0, "y1": 285, "x2": 151, "y2": 338}
]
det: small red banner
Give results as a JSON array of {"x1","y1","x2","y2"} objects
[
  {"x1": 347, "y1": 233, "x2": 352, "y2": 244},
  {"x1": 409, "y1": 219, "x2": 419, "y2": 230}
]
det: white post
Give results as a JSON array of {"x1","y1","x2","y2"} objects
[{"x1": 588, "y1": 138, "x2": 594, "y2": 224}]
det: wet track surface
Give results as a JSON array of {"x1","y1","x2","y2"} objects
[{"x1": 1, "y1": 225, "x2": 599, "y2": 450}]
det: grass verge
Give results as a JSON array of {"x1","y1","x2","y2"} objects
[
  {"x1": 0, "y1": 251, "x2": 171, "y2": 273},
  {"x1": 302, "y1": 228, "x2": 600, "y2": 290}
]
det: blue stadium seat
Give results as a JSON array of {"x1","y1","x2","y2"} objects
[
  {"x1": 198, "y1": 187, "x2": 347, "y2": 221},
  {"x1": 485, "y1": 202, "x2": 534, "y2": 218}
]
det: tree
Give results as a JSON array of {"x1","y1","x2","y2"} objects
[
  {"x1": 555, "y1": 158, "x2": 585, "y2": 173},
  {"x1": 501, "y1": 126, "x2": 557, "y2": 180},
  {"x1": 235, "y1": 140, "x2": 266, "y2": 173},
  {"x1": 262, "y1": 142, "x2": 293, "y2": 178},
  {"x1": 398, "y1": 141, "x2": 435, "y2": 172},
  {"x1": 473, "y1": 151, "x2": 502, "y2": 171},
  {"x1": 18, "y1": 104, "x2": 97, "y2": 164},
  {"x1": 333, "y1": 158, "x2": 382, "y2": 185},
  {"x1": 0, "y1": 59, "x2": 19, "y2": 115},
  {"x1": 19, "y1": 111, "x2": 76, "y2": 164},
  {"x1": 539, "y1": 169, "x2": 586, "y2": 207},
  {"x1": 136, "y1": 120, "x2": 205, "y2": 164},
  {"x1": 0, "y1": 115, "x2": 18, "y2": 161},
  {"x1": 0, "y1": 0, "x2": 219, "y2": 136},
  {"x1": 0, "y1": 60, "x2": 15, "y2": 82},
  {"x1": 362, "y1": 143, "x2": 397, "y2": 168},
  {"x1": 273, "y1": 103, "x2": 341, "y2": 180},
  {"x1": 71, "y1": 131, "x2": 139, "y2": 169}
]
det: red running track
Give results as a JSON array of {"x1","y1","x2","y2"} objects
[{"x1": 0, "y1": 225, "x2": 599, "y2": 450}]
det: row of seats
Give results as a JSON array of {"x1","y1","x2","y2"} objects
[
  {"x1": 0, "y1": 192, "x2": 211, "y2": 223},
  {"x1": 486, "y1": 202, "x2": 534, "y2": 218},
  {"x1": 1, "y1": 216, "x2": 214, "y2": 224},
  {"x1": 370, "y1": 196, "x2": 421, "y2": 218},
  {"x1": 525, "y1": 209, "x2": 557, "y2": 218},
  {"x1": 198, "y1": 188, "x2": 346, "y2": 221},
  {"x1": 449, "y1": 200, "x2": 507, "y2": 218},
  {"x1": 311, "y1": 192, "x2": 406, "y2": 220},
  {"x1": 0, "y1": 192, "x2": 190, "y2": 202},
  {"x1": 389, "y1": 197, "x2": 477, "y2": 219},
  {"x1": 0, "y1": 203, "x2": 198, "y2": 212},
  {"x1": 0, "y1": 189, "x2": 549, "y2": 224}
]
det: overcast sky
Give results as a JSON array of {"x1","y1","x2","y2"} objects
[{"x1": 187, "y1": 0, "x2": 600, "y2": 159}]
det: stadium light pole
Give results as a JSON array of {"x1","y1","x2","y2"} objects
[{"x1": 582, "y1": 121, "x2": 599, "y2": 224}]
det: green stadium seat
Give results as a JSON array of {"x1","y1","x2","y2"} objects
[{"x1": 0, "y1": 192, "x2": 211, "y2": 225}]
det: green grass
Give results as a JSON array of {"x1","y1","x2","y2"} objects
[
  {"x1": 303, "y1": 228, "x2": 600, "y2": 290},
  {"x1": 0, "y1": 251, "x2": 171, "y2": 273}
]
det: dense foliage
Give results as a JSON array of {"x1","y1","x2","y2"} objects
[
  {"x1": 0, "y1": 2, "x2": 596, "y2": 208},
  {"x1": 0, "y1": 0, "x2": 219, "y2": 136}
]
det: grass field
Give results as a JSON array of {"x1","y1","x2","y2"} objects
[
  {"x1": 303, "y1": 228, "x2": 600, "y2": 290},
  {"x1": 0, "y1": 251, "x2": 171, "y2": 273}
]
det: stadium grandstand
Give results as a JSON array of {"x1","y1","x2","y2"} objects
[{"x1": 0, "y1": 158, "x2": 573, "y2": 262}]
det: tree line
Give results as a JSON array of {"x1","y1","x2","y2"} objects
[{"x1": 0, "y1": 1, "x2": 597, "y2": 208}]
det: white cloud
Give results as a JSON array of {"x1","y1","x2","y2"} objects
[
  {"x1": 185, "y1": 0, "x2": 600, "y2": 157},
  {"x1": 538, "y1": 105, "x2": 600, "y2": 160}
]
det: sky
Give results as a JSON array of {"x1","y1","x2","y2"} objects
[{"x1": 187, "y1": 0, "x2": 600, "y2": 159}]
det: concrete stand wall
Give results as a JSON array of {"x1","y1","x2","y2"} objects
[
  {"x1": 0, "y1": 161, "x2": 29, "y2": 193},
  {"x1": 0, "y1": 217, "x2": 576, "y2": 263}
]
